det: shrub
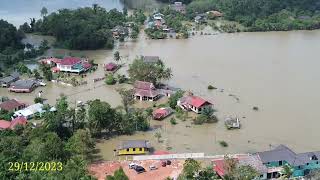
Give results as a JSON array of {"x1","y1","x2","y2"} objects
[
  {"x1": 219, "y1": 141, "x2": 228, "y2": 147},
  {"x1": 105, "y1": 74, "x2": 116, "y2": 85},
  {"x1": 34, "y1": 97, "x2": 44, "y2": 104},
  {"x1": 170, "y1": 118, "x2": 177, "y2": 125},
  {"x1": 208, "y1": 85, "x2": 217, "y2": 90},
  {"x1": 193, "y1": 115, "x2": 207, "y2": 125}
]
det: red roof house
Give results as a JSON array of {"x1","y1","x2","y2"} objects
[
  {"x1": 0, "y1": 120, "x2": 11, "y2": 130},
  {"x1": 9, "y1": 116, "x2": 27, "y2": 129},
  {"x1": 59, "y1": 57, "x2": 81, "y2": 65},
  {"x1": 177, "y1": 94, "x2": 213, "y2": 113},
  {"x1": 56, "y1": 57, "x2": 90, "y2": 73},
  {"x1": 133, "y1": 81, "x2": 160, "y2": 101},
  {"x1": 0, "y1": 116, "x2": 27, "y2": 130},
  {"x1": 213, "y1": 155, "x2": 268, "y2": 178},
  {"x1": 0, "y1": 99, "x2": 25, "y2": 112},
  {"x1": 104, "y1": 62, "x2": 118, "y2": 71},
  {"x1": 153, "y1": 107, "x2": 173, "y2": 120}
]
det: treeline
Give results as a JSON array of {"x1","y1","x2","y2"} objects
[
  {"x1": 186, "y1": 0, "x2": 320, "y2": 31},
  {"x1": 0, "y1": 94, "x2": 151, "y2": 179},
  {"x1": 0, "y1": 20, "x2": 49, "y2": 70},
  {"x1": 20, "y1": 5, "x2": 127, "y2": 50}
]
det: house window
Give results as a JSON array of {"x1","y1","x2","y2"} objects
[
  {"x1": 139, "y1": 148, "x2": 143, "y2": 151},
  {"x1": 317, "y1": 161, "x2": 319, "y2": 164},
  {"x1": 126, "y1": 148, "x2": 129, "y2": 152},
  {"x1": 133, "y1": 148, "x2": 135, "y2": 151},
  {"x1": 307, "y1": 163, "x2": 309, "y2": 166},
  {"x1": 279, "y1": 161, "x2": 282, "y2": 166}
]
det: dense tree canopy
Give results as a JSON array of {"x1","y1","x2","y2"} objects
[
  {"x1": 128, "y1": 57, "x2": 172, "y2": 85},
  {"x1": 21, "y1": 5, "x2": 127, "y2": 50},
  {"x1": 186, "y1": 0, "x2": 320, "y2": 31}
]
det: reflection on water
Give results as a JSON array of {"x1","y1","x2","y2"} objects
[{"x1": 2, "y1": 30, "x2": 320, "y2": 159}]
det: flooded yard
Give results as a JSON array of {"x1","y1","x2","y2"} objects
[{"x1": 2, "y1": 30, "x2": 320, "y2": 160}]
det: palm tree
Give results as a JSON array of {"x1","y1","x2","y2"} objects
[{"x1": 281, "y1": 164, "x2": 294, "y2": 179}]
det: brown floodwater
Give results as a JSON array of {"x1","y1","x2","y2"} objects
[{"x1": 2, "y1": 30, "x2": 320, "y2": 160}]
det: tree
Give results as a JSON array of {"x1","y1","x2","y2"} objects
[
  {"x1": 105, "y1": 74, "x2": 116, "y2": 85},
  {"x1": 223, "y1": 155, "x2": 259, "y2": 180},
  {"x1": 168, "y1": 90, "x2": 184, "y2": 109},
  {"x1": 106, "y1": 167, "x2": 129, "y2": 180},
  {"x1": 41, "y1": 7, "x2": 48, "y2": 17},
  {"x1": 197, "y1": 167, "x2": 219, "y2": 180},
  {"x1": 88, "y1": 100, "x2": 116, "y2": 136},
  {"x1": 33, "y1": 69, "x2": 41, "y2": 79},
  {"x1": 117, "y1": 88, "x2": 135, "y2": 113},
  {"x1": 281, "y1": 164, "x2": 294, "y2": 179},
  {"x1": 181, "y1": 158, "x2": 201, "y2": 179},
  {"x1": 22, "y1": 132, "x2": 65, "y2": 162},
  {"x1": 128, "y1": 57, "x2": 172, "y2": 85},
  {"x1": 34, "y1": 97, "x2": 44, "y2": 104},
  {"x1": 65, "y1": 129, "x2": 94, "y2": 160}
]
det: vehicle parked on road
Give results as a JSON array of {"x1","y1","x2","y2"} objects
[
  {"x1": 149, "y1": 165, "x2": 157, "y2": 170},
  {"x1": 134, "y1": 166, "x2": 146, "y2": 174}
]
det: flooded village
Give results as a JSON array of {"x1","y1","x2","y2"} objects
[{"x1": 2, "y1": 0, "x2": 320, "y2": 179}]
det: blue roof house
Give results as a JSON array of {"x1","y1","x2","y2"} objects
[{"x1": 257, "y1": 145, "x2": 320, "y2": 179}]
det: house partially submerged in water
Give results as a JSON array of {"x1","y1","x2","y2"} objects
[
  {"x1": 133, "y1": 81, "x2": 161, "y2": 101},
  {"x1": 0, "y1": 99, "x2": 26, "y2": 112},
  {"x1": 9, "y1": 79, "x2": 38, "y2": 93},
  {"x1": 117, "y1": 140, "x2": 151, "y2": 155},
  {"x1": 153, "y1": 107, "x2": 173, "y2": 120},
  {"x1": 177, "y1": 94, "x2": 213, "y2": 114},
  {"x1": 213, "y1": 155, "x2": 268, "y2": 179},
  {"x1": 14, "y1": 103, "x2": 44, "y2": 119},
  {"x1": 40, "y1": 57, "x2": 92, "y2": 74},
  {"x1": 0, "y1": 72, "x2": 20, "y2": 87},
  {"x1": 256, "y1": 144, "x2": 320, "y2": 178}
]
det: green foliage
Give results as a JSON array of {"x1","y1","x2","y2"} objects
[
  {"x1": 145, "y1": 28, "x2": 167, "y2": 39},
  {"x1": 128, "y1": 57, "x2": 172, "y2": 85},
  {"x1": 219, "y1": 140, "x2": 228, "y2": 147},
  {"x1": 117, "y1": 88, "x2": 134, "y2": 113},
  {"x1": 105, "y1": 74, "x2": 116, "y2": 85},
  {"x1": 33, "y1": 69, "x2": 41, "y2": 79},
  {"x1": 223, "y1": 156, "x2": 259, "y2": 180},
  {"x1": 15, "y1": 62, "x2": 31, "y2": 74},
  {"x1": 34, "y1": 97, "x2": 44, "y2": 104},
  {"x1": 30, "y1": 6, "x2": 128, "y2": 50},
  {"x1": 0, "y1": 110, "x2": 14, "y2": 121},
  {"x1": 170, "y1": 117, "x2": 177, "y2": 125},
  {"x1": 180, "y1": 158, "x2": 201, "y2": 180},
  {"x1": 106, "y1": 167, "x2": 129, "y2": 180},
  {"x1": 168, "y1": 90, "x2": 184, "y2": 109},
  {"x1": 207, "y1": 85, "x2": 217, "y2": 90},
  {"x1": 117, "y1": 74, "x2": 127, "y2": 84},
  {"x1": 281, "y1": 164, "x2": 294, "y2": 178},
  {"x1": 65, "y1": 129, "x2": 94, "y2": 160},
  {"x1": 187, "y1": 0, "x2": 320, "y2": 31},
  {"x1": 40, "y1": 63, "x2": 53, "y2": 81}
]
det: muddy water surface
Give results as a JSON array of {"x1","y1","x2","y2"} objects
[{"x1": 2, "y1": 30, "x2": 320, "y2": 159}]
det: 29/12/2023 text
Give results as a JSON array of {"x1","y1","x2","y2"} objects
[{"x1": 8, "y1": 162, "x2": 63, "y2": 171}]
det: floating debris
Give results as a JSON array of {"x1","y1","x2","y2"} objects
[
  {"x1": 225, "y1": 116, "x2": 240, "y2": 129},
  {"x1": 253, "y1": 106, "x2": 259, "y2": 111}
]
